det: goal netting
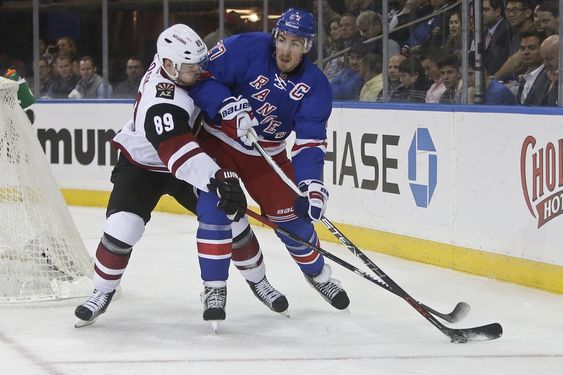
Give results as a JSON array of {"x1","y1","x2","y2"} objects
[{"x1": 0, "y1": 76, "x2": 92, "y2": 303}]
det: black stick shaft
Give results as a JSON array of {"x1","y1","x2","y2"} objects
[{"x1": 248, "y1": 136, "x2": 501, "y2": 342}]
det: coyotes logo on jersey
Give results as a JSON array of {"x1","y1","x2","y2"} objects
[{"x1": 156, "y1": 82, "x2": 175, "y2": 99}]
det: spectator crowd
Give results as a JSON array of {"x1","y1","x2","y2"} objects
[
  {"x1": 2, "y1": 34, "x2": 143, "y2": 100},
  {"x1": 320, "y1": 0, "x2": 560, "y2": 106},
  {"x1": 1, "y1": 0, "x2": 560, "y2": 106}
]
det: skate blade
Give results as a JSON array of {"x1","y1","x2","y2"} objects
[
  {"x1": 74, "y1": 317, "x2": 97, "y2": 328},
  {"x1": 210, "y1": 320, "x2": 220, "y2": 334},
  {"x1": 278, "y1": 309, "x2": 290, "y2": 318}
]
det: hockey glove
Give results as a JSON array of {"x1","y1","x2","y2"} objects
[
  {"x1": 219, "y1": 95, "x2": 259, "y2": 147},
  {"x1": 208, "y1": 169, "x2": 247, "y2": 222},
  {"x1": 295, "y1": 179, "x2": 329, "y2": 222}
]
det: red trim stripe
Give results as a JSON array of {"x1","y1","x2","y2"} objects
[
  {"x1": 94, "y1": 265, "x2": 123, "y2": 280},
  {"x1": 233, "y1": 254, "x2": 264, "y2": 270},
  {"x1": 291, "y1": 250, "x2": 319, "y2": 264},
  {"x1": 95, "y1": 242, "x2": 130, "y2": 269},
  {"x1": 231, "y1": 235, "x2": 259, "y2": 261},
  {"x1": 111, "y1": 142, "x2": 169, "y2": 171},
  {"x1": 197, "y1": 242, "x2": 232, "y2": 256},
  {"x1": 291, "y1": 141, "x2": 327, "y2": 153},
  {"x1": 157, "y1": 134, "x2": 197, "y2": 163},
  {"x1": 169, "y1": 148, "x2": 204, "y2": 174}
]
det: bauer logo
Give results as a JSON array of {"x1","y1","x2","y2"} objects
[
  {"x1": 408, "y1": 128, "x2": 437, "y2": 208},
  {"x1": 520, "y1": 136, "x2": 563, "y2": 228}
]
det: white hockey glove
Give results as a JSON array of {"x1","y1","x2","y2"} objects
[
  {"x1": 219, "y1": 95, "x2": 259, "y2": 147},
  {"x1": 295, "y1": 179, "x2": 329, "y2": 222}
]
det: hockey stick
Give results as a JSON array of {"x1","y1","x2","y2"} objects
[
  {"x1": 317, "y1": 217, "x2": 470, "y2": 324},
  {"x1": 245, "y1": 208, "x2": 501, "y2": 343},
  {"x1": 246, "y1": 132, "x2": 502, "y2": 342},
  {"x1": 246, "y1": 132, "x2": 470, "y2": 324},
  {"x1": 245, "y1": 208, "x2": 463, "y2": 323}
]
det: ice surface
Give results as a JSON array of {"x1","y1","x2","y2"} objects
[{"x1": 1, "y1": 206, "x2": 562, "y2": 374}]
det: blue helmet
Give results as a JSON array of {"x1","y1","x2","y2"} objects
[{"x1": 273, "y1": 8, "x2": 316, "y2": 52}]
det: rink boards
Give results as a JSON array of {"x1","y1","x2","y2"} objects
[{"x1": 32, "y1": 100, "x2": 563, "y2": 293}]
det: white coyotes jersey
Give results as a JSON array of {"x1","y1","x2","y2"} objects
[{"x1": 112, "y1": 56, "x2": 220, "y2": 192}]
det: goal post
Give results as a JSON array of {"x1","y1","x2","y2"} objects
[{"x1": 0, "y1": 76, "x2": 93, "y2": 303}]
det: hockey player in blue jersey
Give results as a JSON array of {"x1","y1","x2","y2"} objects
[
  {"x1": 73, "y1": 24, "x2": 249, "y2": 332},
  {"x1": 191, "y1": 8, "x2": 350, "y2": 310}
]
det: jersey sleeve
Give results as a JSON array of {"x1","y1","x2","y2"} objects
[
  {"x1": 189, "y1": 76, "x2": 232, "y2": 124},
  {"x1": 291, "y1": 71, "x2": 333, "y2": 183},
  {"x1": 144, "y1": 102, "x2": 219, "y2": 191},
  {"x1": 191, "y1": 33, "x2": 268, "y2": 122}
]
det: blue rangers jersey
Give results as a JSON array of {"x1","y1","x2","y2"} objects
[{"x1": 191, "y1": 32, "x2": 332, "y2": 183}]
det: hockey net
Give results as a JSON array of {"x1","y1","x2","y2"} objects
[{"x1": 0, "y1": 76, "x2": 92, "y2": 303}]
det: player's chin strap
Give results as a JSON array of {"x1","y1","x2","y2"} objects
[{"x1": 245, "y1": 131, "x2": 504, "y2": 343}]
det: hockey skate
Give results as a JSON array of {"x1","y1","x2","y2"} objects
[
  {"x1": 304, "y1": 264, "x2": 350, "y2": 310},
  {"x1": 74, "y1": 289, "x2": 116, "y2": 328},
  {"x1": 247, "y1": 276, "x2": 289, "y2": 317},
  {"x1": 200, "y1": 281, "x2": 227, "y2": 334}
]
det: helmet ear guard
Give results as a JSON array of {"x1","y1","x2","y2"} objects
[{"x1": 273, "y1": 8, "x2": 316, "y2": 53}]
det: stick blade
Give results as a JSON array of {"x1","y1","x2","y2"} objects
[
  {"x1": 449, "y1": 323, "x2": 503, "y2": 343},
  {"x1": 449, "y1": 302, "x2": 471, "y2": 323}
]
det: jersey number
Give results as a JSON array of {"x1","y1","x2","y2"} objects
[{"x1": 154, "y1": 113, "x2": 174, "y2": 135}]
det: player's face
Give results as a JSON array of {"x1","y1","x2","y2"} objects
[
  {"x1": 275, "y1": 33, "x2": 306, "y2": 73},
  {"x1": 176, "y1": 63, "x2": 203, "y2": 86}
]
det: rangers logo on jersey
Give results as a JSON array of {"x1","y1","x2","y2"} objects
[
  {"x1": 274, "y1": 74, "x2": 288, "y2": 91},
  {"x1": 156, "y1": 82, "x2": 175, "y2": 99}
]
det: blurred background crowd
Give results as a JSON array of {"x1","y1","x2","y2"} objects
[{"x1": 0, "y1": 0, "x2": 560, "y2": 106}]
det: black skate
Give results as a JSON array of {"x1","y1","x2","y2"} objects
[
  {"x1": 304, "y1": 264, "x2": 350, "y2": 310},
  {"x1": 200, "y1": 281, "x2": 227, "y2": 333},
  {"x1": 74, "y1": 289, "x2": 116, "y2": 328},
  {"x1": 247, "y1": 276, "x2": 289, "y2": 316}
]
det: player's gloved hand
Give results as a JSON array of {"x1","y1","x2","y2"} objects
[
  {"x1": 208, "y1": 168, "x2": 247, "y2": 222},
  {"x1": 295, "y1": 179, "x2": 329, "y2": 222},
  {"x1": 219, "y1": 95, "x2": 259, "y2": 147}
]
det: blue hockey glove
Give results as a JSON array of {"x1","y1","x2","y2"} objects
[
  {"x1": 219, "y1": 95, "x2": 259, "y2": 147},
  {"x1": 295, "y1": 179, "x2": 329, "y2": 222},
  {"x1": 208, "y1": 169, "x2": 247, "y2": 222}
]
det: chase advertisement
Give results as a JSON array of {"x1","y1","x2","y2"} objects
[{"x1": 326, "y1": 107, "x2": 561, "y2": 266}]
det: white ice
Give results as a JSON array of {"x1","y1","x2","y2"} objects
[{"x1": 1, "y1": 206, "x2": 562, "y2": 375}]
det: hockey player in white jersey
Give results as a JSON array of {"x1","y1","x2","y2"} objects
[{"x1": 73, "y1": 24, "x2": 280, "y2": 332}]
